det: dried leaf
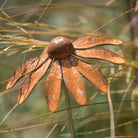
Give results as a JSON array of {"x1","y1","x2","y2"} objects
[
  {"x1": 70, "y1": 56, "x2": 108, "y2": 93},
  {"x1": 61, "y1": 58, "x2": 87, "y2": 105},
  {"x1": 75, "y1": 48, "x2": 125, "y2": 64},
  {"x1": 45, "y1": 60, "x2": 62, "y2": 112},
  {"x1": 73, "y1": 35, "x2": 122, "y2": 49}
]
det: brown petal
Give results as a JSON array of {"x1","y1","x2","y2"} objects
[
  {"x1": 75, "y1": 48, "x2": 125, "y2": 64},
  {"x1": 73, "y1": 35, "x2": 122, "y2": 49},
  {"x1": 45, "y1": 60, "x2": 62, "y2": 112},
  {"x1": 25, "y1": 48, "x2": 49, "y2": 74},
  {"x1": 70, "y1": 56, "x2": 108, "y2": 93},
  {"x1": 61, "y1": 58, "x2": 87, "y2": 105},
  {"x1": 135, "y1": 1, "x2": 138, "y2": 12},
  {"x1": 40, "y1": 47, "x2": 48, "y2": 57},
  {"x1": 6, "y1": 49, "x2": 49, "y2": 90},
  {"x1": 17, "y1": 58, "x2": 51, "y2": 104}
]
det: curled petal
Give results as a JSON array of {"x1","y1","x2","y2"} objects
[
  {"x1": 6, "y1": 49, "x2": 49, "y2": 89},
  {"x1": 73, "y1": 35, "x2": 122, "y2": 49},
  {"x1": 17, "y1": 58, "x2": 51, "y2": 104},
  {"x1": 75, "y1": 48, "x2": 125, "y2": 64},
  {"x1": 61, "y1": 58, "x2": 87, "y2": 105},
  {"x1": 70, "y1": 56, "x2": 108, "y2": 93},
  {"x1": 45, "y1": 60, "x2": 62, "y2": 112}
]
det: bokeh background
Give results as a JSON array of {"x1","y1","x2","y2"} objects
[{"x1": 0, "y1": 0, "x2": 138, "y2": 138}]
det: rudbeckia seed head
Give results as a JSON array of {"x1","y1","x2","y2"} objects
[{"x1": 47, "y1": 37, "x2": 74, "y2": 59}]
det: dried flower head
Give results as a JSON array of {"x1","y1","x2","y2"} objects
[{"x1": 6, "y1": 35, "x2": 125, "y2": 112}]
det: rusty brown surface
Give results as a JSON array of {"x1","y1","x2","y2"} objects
[
  {"x1": 17, "y1": 58, "x2": 52, "y2": 104},
  {"x1": 6, "y1": 53, "x2": 49, "y2": 89},
  {"x1": 70, "y1": 56, "x2": 108, "y2": 93},
  {"x1": 135, "y1": 1, "x2": 138, "y2": 12},
  {"x1": 75, "y1": 48, "x2": 125, "y2": 64},
  {"x1": 6, "y1": 35, "x2": 126, "y2": 111},
  {"x1": 47, "y1": 37, "x2": 74, "y2": 59},
  {"x1": 61, "y1": 58, "x2": 87, "y2": 105},
  {"x1": 73, "y1": 35, "x2": 122, "y2": 49},
  {"x1": 45, "y1": 60, "x2": 62, "y2": 112}
]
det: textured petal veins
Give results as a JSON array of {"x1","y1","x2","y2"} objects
[
  {"x1": 70, "y1": 56, "x2": 108, "y2": 93},
  {"x1": 75, "y1": 48, "x2": 125, "y2": 64},
  {"x1": 73, "y1": 35, "x2": 123, "y2": 49},
  {"x1": 6, "y1": 35, "x2": 125, "y2": 112},
  {"x1": 62, "y1": 58, "x2": 87, "y2": 105},
  {"x1": 45, "y1": 60, "x2": 62, "y2": 112},
  {"x1": 6, "y1": 54, "x2": 49, "y2": 89},
  {"x1": 18, "y1": 58, "x2": 51, "y2": 104}
]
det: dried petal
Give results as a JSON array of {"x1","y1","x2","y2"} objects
[
  {"x1": 75, "y1": 48, "x2": 125, "y2": 64},
  {"x1": 45, "y1": 60, "x2": 62, "y2": 112},
  {"x1": 61, "y1": 58, "x2": 87, "y2": 105},
  {"x1": 70, "y1": 56, "x2": 108, "y2": 93},
  {"x1": 40, "y1": 47, "x2": 48, "y2": 57},
  {"x1": 6, "y1": 57, "x2": 38, "y2": 89},
  {"x1": 6, "y1": 49, "x2": 49, "y2": 89},
  {"x1": 73, "y1": 35, "x2": 122, "y2": 49},
  {"x1": 135, "y1": 1, "x2": 138, "y2": 12},
  {"x1": 18, "y1": 58, "x2": 51, "y2": 104}
]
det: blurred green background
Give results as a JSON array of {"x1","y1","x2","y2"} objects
[{"x1": 0, "y1": 0, "x2": 138, "y2": 138}]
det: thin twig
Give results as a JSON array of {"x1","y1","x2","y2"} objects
[
  {"x1": 0, "y1": 103, "x2": 18, "y2": 126},
  {"x1": 64, "y1": 83, "x2": 76, "y2": 138},
  {"x1": 45, "y1": 123, "x2": 58, "y2": 138},
  {"x1": 107, "y1": 84, "x2": 115, "y2": 138},
  {"x1": 31, "y1": 0, "x2": 53, "y2": 37},
  {"x1": 0, "y1": 0, "x2": 8, "y2": 9},
  {"x1": 115, "y1": 77, "x2": 135, "y2": 124},
  {"x1": 107, "y1": 66, "x2": 125, "y2": 138}
]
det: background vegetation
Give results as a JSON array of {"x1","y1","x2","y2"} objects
[{"x1": 0, "y1": 0, "x2": 137, "y2": 137}]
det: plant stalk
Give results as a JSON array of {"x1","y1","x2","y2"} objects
[{"x1": 64, "y1": 83, "x2": 76, "y2": 138}]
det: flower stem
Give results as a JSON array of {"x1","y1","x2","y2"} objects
[{"x1": 64, "y1": 83, "x2": 76, "y2": 138}]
